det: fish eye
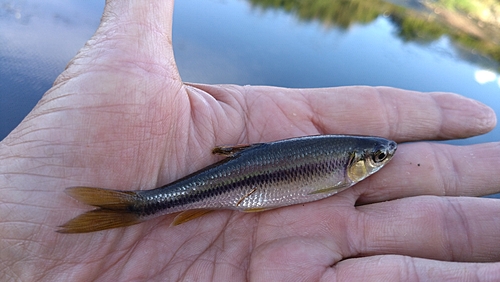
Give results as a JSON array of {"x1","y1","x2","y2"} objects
[{"x1": 372, "y1": 150, "x2": 387, "y2": 163}]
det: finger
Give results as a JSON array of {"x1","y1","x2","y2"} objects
[
  {"x1": 329, "y1": 255, "x2": 500, "y2": 281},
  {"x1": 356, "y1": 142, "x2": 500, "y2": 204},
  {"x1": 349, "y1": 196, "x2": 500, "y2": 262},
  {"x1": 301, "y1": 86, "x2": 496, "y2": 142},
  {"x1": 307, "y1": 86, "x2": 497, "y2": 142},
  {"x1": 199, "y1": 85, "x2": 496, "y2": 143},
  {"x1": 57, "y1": 0, "x2": 178, "y2": 85}
]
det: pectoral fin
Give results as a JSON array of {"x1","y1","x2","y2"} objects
[
  {"x1": 171, "y1": 209, "x2": 214, "y2": 226},
  {"x1": 236, "y1": 188, "x2": 257, "y2": 206},
  {"x1": 242, "y1": 207, "x2": 270, "y2": 213},
  {"x1": 308, "y1": 187, "x2": 340, "y2": 195},
  {"x1": 307, "y1": 182, "x2": 346, "y2": 195}
]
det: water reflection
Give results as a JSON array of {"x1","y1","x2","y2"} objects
[
  {"x1": 0, "y1": 0, "x2": 104, "y2": 139},
  {"x1": 249, "y1": 0, "x2": 500, "y2": 72},
  {"x1": 475, "y1": 69, "x2": 498, "y2": 85},
  {"x1": 1, "y1": 0, "x2": 499, "y2": 143}
]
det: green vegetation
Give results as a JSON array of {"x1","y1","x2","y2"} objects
[
  {"x1": 389, "y1": 12, "x2": 447, "y2": 42},
  {"x1": 250, "y1": 0, "x2": 398, "y2": 28},
  {"x1": 249, "y1": 0, "x2": 500, "y2": 69},
  {"x1": 436, "y1": 0, "x2": 500, "y2": 22},
  {"x1": 439, "y1": 0, "x2": 482, "y2": 13}
]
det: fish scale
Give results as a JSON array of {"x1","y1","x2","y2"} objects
[{"x1": 58, "y1": 135, "x2": 396, "y2": 233}]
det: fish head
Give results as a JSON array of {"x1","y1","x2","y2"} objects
[{"x1": 346, "y1": 138, "x2": 397, "y2": 183}]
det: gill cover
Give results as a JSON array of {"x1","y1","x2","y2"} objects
[{"x1": 347, "y1": 147, "x2": 392, "y2": 183}]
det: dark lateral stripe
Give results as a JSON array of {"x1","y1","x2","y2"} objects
[{"x1": 138, "y1": 160, "x2": 337, "y2": 216}]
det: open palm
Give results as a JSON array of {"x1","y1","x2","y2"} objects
[{"x1": 1, "y1": 0, "x2": 500, "y2": 281}]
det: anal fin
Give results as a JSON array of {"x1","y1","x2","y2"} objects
[{"x1": 171, "y1": 209, "x2": 214, "y2": 226}]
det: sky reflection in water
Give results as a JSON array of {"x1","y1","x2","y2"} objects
[{"x1": 1, "y1": 0, "x2": 499, "y2": 146}]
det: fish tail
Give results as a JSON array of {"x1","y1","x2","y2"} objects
[{"x1": 58, "y1": 187, "x2": 143, "y2": 233}]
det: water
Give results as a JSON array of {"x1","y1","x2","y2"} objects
[
  {"x1": 1, "y1": 0, "x2": 499, "y2": 194},
  {"x1": 0, "y1": 0, "x2": 104, "y2": 138}
]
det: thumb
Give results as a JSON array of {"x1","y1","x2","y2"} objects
[{"x1": 56, "y1": 0, "x2": 179, "y2": 85}]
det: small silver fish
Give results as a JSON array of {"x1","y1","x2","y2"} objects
[{"x1": 58, "y1": 135, "x2": 396, "y2": 233}]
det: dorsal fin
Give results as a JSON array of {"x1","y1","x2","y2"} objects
[{"x1": 212, "y1": 144, "x2": 255, "y2": 157}]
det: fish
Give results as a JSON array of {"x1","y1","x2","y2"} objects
[{"x1": 58, "y1": 135, "x2": 397, "y2": 233}]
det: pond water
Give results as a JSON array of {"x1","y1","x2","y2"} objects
[{"x1": 1, "y1": 0, "x2": 499, "y2": 192}]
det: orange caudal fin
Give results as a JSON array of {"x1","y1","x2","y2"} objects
[
  {"x1": 64, "y1": 187, "x2": 137, "y2": 209},
  {"x1": 57, "y1": 209, "x2": 141, "y2": 234},
  {"x1": 57, "y1": 187, "x2": 142, "y2": 234}
]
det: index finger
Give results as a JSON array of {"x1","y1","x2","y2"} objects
[{"x1": 304, "y1": 86, "x2": 496, "y2": 142}]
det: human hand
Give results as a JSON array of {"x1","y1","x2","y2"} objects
[{"x1": 1, "y1": 0, "x2": 499, "y2": 280}]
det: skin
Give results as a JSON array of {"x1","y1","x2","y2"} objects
[{"x1": 1, "y1": 0, "x2": 499, "y2": 281}]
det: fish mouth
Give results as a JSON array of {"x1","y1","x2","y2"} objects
[
  {"x1": 387, "y1": 140, "x2": 397, "y2": 154},
  {"x1": 375, "y1": 139, "x2": 397, "y2": 163},
  {"x1": 384, "y1": 140, "x2": 397, "y2": 161}
]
